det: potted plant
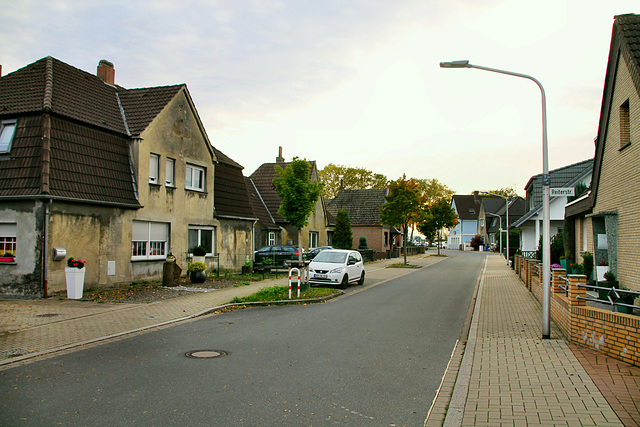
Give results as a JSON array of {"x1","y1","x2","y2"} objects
[
  {"x1": 570, "y1": 262, "x2": 583, "y2": 275},
  {"x1": 599, "y1": 270, "x2": 618, "y2": 300},
  {"x1": 612, "y1": 285, "x2": 635, "y2": 315},
  {"x1": 165, "y1": 252, "x2": 176, "y2": 263},
  {"x1": 242, "y1": 256, "x2": 253, "y2": 274},
  {"x1": 596, "y1": 260, "x2": 609, "y2": 282},
  {"x1": 65, "y1": 257, "x2": 86, "y2": 299},
  {"x1": 188, "y1": 261, "x2": 207, "y2": 283},
  {"x1": 0, "y1": 252, "x2": 15, "y2": 263},
  {"x1": 191, "y1": 246, "x2": 207, "y2": 263}
]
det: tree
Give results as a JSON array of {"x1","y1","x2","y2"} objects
[
  {"x1": 319, "y1": 163, "x2": 388, "y2": 198},
  {"x1": 417, "y1": 197, "x2": 458, "y2": 255},
  {"x1": 333, "y1": 211, "x2": 353, "y2": 249},
  {"x1": 415, "y1": 178, "x2": 455, "y2": 206},
  {"x1": 273, "y1": 157, "x2": 323, "y2": 262},
  {"x1": 380, "y1": 175, "x2": 422, "y2": 264}
]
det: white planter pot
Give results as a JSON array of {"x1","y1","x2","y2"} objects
[
  {"x1": 596, "y1": 266, "x2": 609, "y2": 282},
  {"x1": 192, "y1": 256, "x2": 206, "y2": 263},
  {"x1": 65, "y1": 267, "x2": 86, "y2": 299}
]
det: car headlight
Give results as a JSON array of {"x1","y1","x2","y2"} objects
[{"x1": 329, "y1": 267, "x2": 343, "y2": 274}]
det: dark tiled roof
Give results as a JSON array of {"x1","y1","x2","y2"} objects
[
  {"x1": 523, "y1": 159, "x2": 593, "y2": 211},
  {"x1": 212, "y1": 147, "x2": 255, "y2": 220},
  {"x1": 0, "y1": 56, "x2": 193, "y2": 207},
  {"x1": 245, "y1": 177, "x2": 278, "y2": 229},
  {"x1": 325, "y1": 188, "x2": 388, "y2": 226},
  {"x1": 117, "y1": 85, "x2": 183, "y2": 136},
  {"x1": 249, "y1": 160, "x2": 319, "y2": 224},
  {"x1": 452, "y1": 195, "x2": 481, "y2": 220}
]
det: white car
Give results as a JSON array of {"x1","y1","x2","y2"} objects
[{"x1": 308, "y1": 249, "x2": 365, "y2": 289}]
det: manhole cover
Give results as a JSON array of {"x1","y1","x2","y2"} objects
[
  {"x1": 185, "y1": 350, "x2": 228, "y2": 359},
  {"x1": 34, "y1": 313, "x2": 61, "y2": 318}
]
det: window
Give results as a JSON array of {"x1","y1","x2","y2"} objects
[
  {"x1": 132, "y1": 221, "x2": 169, "y2": 260},
  {"x1": 309, "y1": 231, "x2": 319, "y2": 249},
  {"x1": 384, "y1": 232, "x2": 389, "y2": 246},
  {"x1": 188, "y1": 226, "x2": 215, "y2": 255},
  {"x1": 186, "y1": 164, "x2": 205, "y2": 191},
  {"x1": 0, "y1": 120, "x2": 17, "y2": 153},
  {"x1": 149, "y1": 154, "x2": 159, "y2": 184},
  {"x1": 620, "y1": 100, "x2": 630, "y2": 148},
  {"x1": 0, "y1": 223, "x2": 17, "y2": 256},
  {"x1": 268, "y1": 232, "x2": 276, "y2": 246},
  {"x1": 582, "y1": 218, "x2": 588, "y2": 252},
  {"x1": 166, "y1": 158, "x2": 175, "y2": 187}
]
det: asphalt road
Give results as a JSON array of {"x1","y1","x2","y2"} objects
[{"x1": 0, "y1": 251, "x2": 485, "y2": 426}]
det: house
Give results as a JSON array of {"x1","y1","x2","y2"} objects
[
  {"x1": 565, "y1": 14, "x2": 640, "y2": 293},
  {"x1": 247, "y1": 147, "x2": 330, "y2": 251},
  {"x1": 0, "y1": 57, "x2": 252, "y2": 297},
  {"x1": 325, "y1": 188, "x2": 400, "y2": 253},
  {"x1": 484, "y1": 197, "x2": 526, "y2": 255},
  {"x1": 447, "y1": 193, "x2": 503, "y2": 249},
  {"x1": 513, "y1": 159, "x2": 592, "y2": 256}
]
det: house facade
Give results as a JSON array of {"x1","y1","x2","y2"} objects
[
  {"x1": 447, "y1": 193, "x2": 502, "y2": 250},
  {"x1": 325, "y1": 188, "x2": 399, "y2": 253},
  {"x1": 247, "y1": 147, "x2": 330, "y2": 252},
  {"x1": 513, "y1": 159, "x2": 592, "y2": 255},
  {"x1": 0, "y1": 57, "x2": 251, "y2": 297},
  {"x1": 566, "y1": 14, "x2": 640, "y2": 293}
]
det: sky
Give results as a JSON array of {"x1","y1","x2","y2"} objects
[{"x1": 1, "y1": 0, "x2": 637, "y2": 196}]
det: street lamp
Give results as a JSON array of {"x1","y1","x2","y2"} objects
[
  {"x1": 440, "y1": 60, "x2": 551, "y2": 339},
  {"x1": 479, "y1": 191, "x2": 510, "y2": 266},
  {"x1": 485, "y1": 212, "x2": 502, "y2": 255}
]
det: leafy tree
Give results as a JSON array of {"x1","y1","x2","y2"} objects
[
  {"x1": 380, "y1": 175, "x2": 422, "y2": 264},
  {"x1": 568, "y1": 182, "x2": 588, "y2": 203},
  {"x1": 470, "y1": 235, "x2": 484, "y2": 251},
  {"x1": 273, "y1": 158, "x2": 323, "y2": 262},
  {"x1": 417, "y1": 197, "x2": 458, "y2": 255},
  {"x1": 319, "y1": 163, "x2": 388, "y2": 198},
  {"x1": 333, "y1": 211, "x2": 353, "y2": 249},
  {"x1": 415, "y1": 178, "x2": 455, "y2": 205}
]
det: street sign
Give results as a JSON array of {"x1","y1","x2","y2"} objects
[{"x1": 550, "y1": 188, "x2": 575, "y2": 197}]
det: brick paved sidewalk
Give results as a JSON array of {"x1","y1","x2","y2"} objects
[{"x1": 430, "y1": 255, "x2": 625, "y2": 426}]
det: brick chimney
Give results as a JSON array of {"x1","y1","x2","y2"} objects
[
  {"x1": 97, "y1": 59, "x2": 115, "y2": 85},
  {"x1": 276, "y1": 146, "x2": 285, "y2": 163}
]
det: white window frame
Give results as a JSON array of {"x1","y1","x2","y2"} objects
[
  {"x1": 309, "y1": 231, "x2": 319, "y2": 249},
  {"x1": 0, "y1": 223, "x2": 17, "y2": 257},
  {"x1": 268, "y1": 232, "x2": 276, "y2": 246},
  {"x1": 131, "y1": 221, "x2": 169, "y2": 260},
  {"x1": 165, "y1": 158, "x2": 175, "y2": 187},
  {"x1": 186, "y1": 164, "x2": 205, "y2": 191},
  {"x1": 0, "y1": 120, "x2": 17, "y2": 153},
  {"x1": 188, "y1": 226, "x2": 215, "y2": 255},
  {"x1": 149, "y1": 153, "x2": 159, "y2": 184}
]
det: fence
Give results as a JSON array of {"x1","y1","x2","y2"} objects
[{"x1": 513, "y1": 254, "x2": 640, "y2": 367}]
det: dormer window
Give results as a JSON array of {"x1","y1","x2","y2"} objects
[
  {"x1": 0, "y1": 120, "x2": 17, "y2": 153},
  {"x1": 468, "y1": 208, "x2": 475, "y2": 214}
]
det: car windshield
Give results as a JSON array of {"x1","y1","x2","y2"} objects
[{"x1": 313, "y1": 251, "x2": 347, "y2": 263}]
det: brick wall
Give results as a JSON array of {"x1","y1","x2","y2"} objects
[{"x1": 592, "y1": 56, "x2": 640, "y2": 294}]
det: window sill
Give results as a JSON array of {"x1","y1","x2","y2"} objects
[
  {"x1": 619, "y1": 142, "x2": 631, "y2": 152},
  {"x1": 185, "y1": 188, "x2": 207, "y2": 194},
  {"x1": 0, "y1": 261, "x2": 16, "y2": 265},
  {"x1": 131, "y1": 258, "x2": 167, "y2": 262}
]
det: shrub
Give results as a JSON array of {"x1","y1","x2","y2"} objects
[
  {"x1": 470, "y1": 235, "x2": 484, "y2": 251},
  {"x1": 358, "y1": 236, "x2": 369, "y2": 249},
  {"x1": 582, "y1": 251, "x2": 594, "y2": 280},
  {"x1": 192, "y1": 246, "x2": 207, "y2": 256},
  {"x1": 188, "y1": 261, "x2": 207, "y2": 272}
]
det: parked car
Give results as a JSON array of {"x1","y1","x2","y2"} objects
[
  {"x1": 308, "y1": 249, "x2": 365, "y2": 289},
  {"x1": 254, "y1": 245, "x2": 299, "y2": 268},
  {"x1": 304, "y1": 246, "x2": 333, "y2": 261}
]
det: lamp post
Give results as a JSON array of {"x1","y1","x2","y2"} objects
[
  {"x1": 440, "y1": 60, "x2": 551, "y2": 339},
  {"x1": 479, "y1": 191, "x2": 510, "y2": 266},
  {"x1": 485, "y1": 212, "x2": 502, "y2": 255}
]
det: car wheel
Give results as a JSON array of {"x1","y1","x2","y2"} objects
[
  {"x1": 340, "y1": 274, "x2": 349, "y2": 289},
  {"x1": 357, "y1": 271, "x2": 365, "y2": 286}
]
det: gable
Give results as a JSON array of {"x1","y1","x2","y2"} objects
[{"x1": 325, "y1": 188, "x2": 387, "y2": 226}]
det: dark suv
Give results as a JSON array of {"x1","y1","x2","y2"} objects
[{"x1": 254, "y1": 245, "x2": 299, "y2": 268}]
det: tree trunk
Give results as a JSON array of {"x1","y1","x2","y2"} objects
[
  {"x1": 403, "y1": 225, "x2": 408, "y2": 264},
  {"x1": 437, "y1": 231, "x2": 441, "y2": 256},
  {"x1": 298, "y1": 229, "x2": 303, "y2": 263}
]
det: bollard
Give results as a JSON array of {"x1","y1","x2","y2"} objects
[{"x1": 288, "y1": 267, "x2": 301, "y2": 299}]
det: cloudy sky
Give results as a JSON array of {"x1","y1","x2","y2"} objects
[{"x1": 1, "y1": 1, "x2": 637, "y2": 195}]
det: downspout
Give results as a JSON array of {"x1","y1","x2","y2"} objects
[{"x1": 41, "y1": 57, "x2": 53, "y2": 297}]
